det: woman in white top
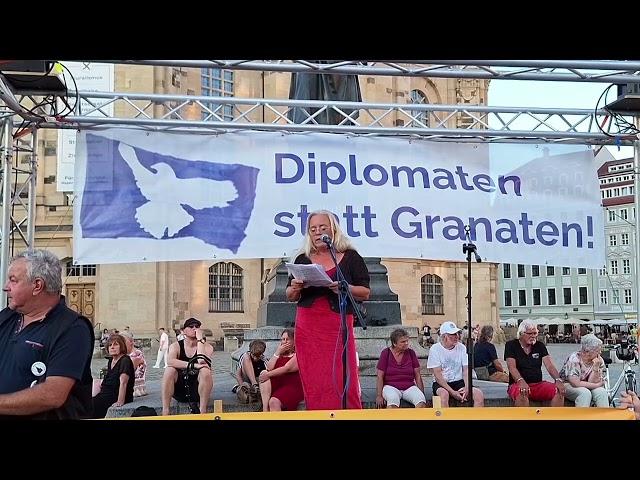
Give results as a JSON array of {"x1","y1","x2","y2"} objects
[{"x1": 559, "y1": 334, "x2": 608, "y2": 407}]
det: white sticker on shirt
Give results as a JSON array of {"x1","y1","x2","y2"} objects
[{"x1": 31, "y1": 361, "x2": 46, "y2": 377}]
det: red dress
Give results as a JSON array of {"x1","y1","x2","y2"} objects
[
  {"x1": 270, "y1": 355, "x2": 304, "y2": 411},
  {"x1": 295, "y1": 267, "x2": 362, "y2": 410}
]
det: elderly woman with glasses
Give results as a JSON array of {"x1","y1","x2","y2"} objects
[
  {"x1": 286, "y1": 210, "x2": 370, "y2": 410},
  {"x1": 505, "y1": 319, "x2": 566, "y2": 407},
  {"x1": 558, "y1": 333, "x2": 608, "y2": 407},
  {"x1": 375, "y1": 328, "x2": 426, "y2": 408}
]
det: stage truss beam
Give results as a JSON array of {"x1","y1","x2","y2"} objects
[
  {"x1": 0, "y1": 115, "x2": 38, "y2": 305},
  {"x1": 88, "y1": 60, "x2": 640, "y2": 84},
  {"x1": 27, "y1": 90, "x2": 633, "y2": 145}
]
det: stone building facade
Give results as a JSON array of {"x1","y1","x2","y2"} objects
[{"x1": 18, "y1": 63, "x2": 497, "y2": 341}]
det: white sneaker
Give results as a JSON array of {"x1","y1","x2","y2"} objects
[{"x1": 153, "y1": 366, "x2": 160, "y2": 368}]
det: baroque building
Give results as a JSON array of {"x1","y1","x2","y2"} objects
[
  {"x1": 20, "y1": 63, "x2": 497, "y2": 342},
  {"x1": 498, "y1": 154, "x2": 637, "y2": 331}
]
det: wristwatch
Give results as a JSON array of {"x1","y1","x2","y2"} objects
[{"x1": 198, "y1": 338, "x2": 206, "y2": 344}]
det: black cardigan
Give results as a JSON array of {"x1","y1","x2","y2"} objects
[{"x1": 287, "y1": 249, "x2": 370, "y2": 314}]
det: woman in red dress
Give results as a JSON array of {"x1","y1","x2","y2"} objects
[
  {"x1": 286, "y1": 210, "x2": 370, "y2": 410},
  {"x1": 258, "y1": 328, "x2": 304, "y2": 411}
]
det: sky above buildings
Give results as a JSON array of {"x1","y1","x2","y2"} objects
[{"x1": 488, "y1": 79, "x2": 635, "y2": 160}]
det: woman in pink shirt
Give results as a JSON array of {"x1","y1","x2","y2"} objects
[{"x1": 375, "y1": 328, "x2": 426, "y2": 408}]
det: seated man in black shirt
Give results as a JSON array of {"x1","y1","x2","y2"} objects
[
  {"x1": 504, "y1": 319, "x2": 566, "y2": 406},
  {"x1": 161, "y1": 318, "x2": 214, "y2": 415}
]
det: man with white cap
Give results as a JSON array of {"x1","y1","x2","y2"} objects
[{"x1": 426, "y1": 321, "x2": 484, "y2": 407}]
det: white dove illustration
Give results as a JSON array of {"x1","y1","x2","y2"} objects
[{"x1": 118, "y1": 143, "x2": 238, "y2": 239}]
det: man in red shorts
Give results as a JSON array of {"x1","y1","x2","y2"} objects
[{"x1": 505, "y1": 319, "x2": 566, "y2": 406}]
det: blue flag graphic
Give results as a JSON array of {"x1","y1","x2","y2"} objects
[{"x1": 80, "y1": 134, "x2": 260, "y2": 253}]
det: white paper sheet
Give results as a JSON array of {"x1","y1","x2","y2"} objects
[{"x1": 285, "y1": 263, "x2": 334, "y2": 287}]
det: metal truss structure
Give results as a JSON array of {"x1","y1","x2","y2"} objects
[
  {"x1": 0, "y1": 60, "x2": 639, "y2": 304},
  {"x1": 105, "y1": 60, "x2": 640, "y2": 84},
  {"x1": 0, "y1": 111, "x2": 37, "y2": 290},
  {"x1": 34, "y1": 90, "x2": 626, "y2": 145},
  {"x1": 3, "y1": 59, "x2": 640, "y2": 144}
]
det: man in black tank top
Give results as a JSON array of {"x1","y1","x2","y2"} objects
[{"x1": 161, "y1": 318, "x2": 214, "y2": 415}]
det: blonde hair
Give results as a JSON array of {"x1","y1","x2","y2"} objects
[{"x1": 300, "y1": 210, "x2": 354, "y2": 257}]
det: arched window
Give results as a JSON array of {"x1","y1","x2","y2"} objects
[
  {"x1": 409, "y1": 89, "x2": 429, "y2": 127},
  {"x1": 421, "y1": 274, "x2": 443, "y2": 315},
  {"x1": 209, "y1": 262, "x2": 243, "y2": 312}
]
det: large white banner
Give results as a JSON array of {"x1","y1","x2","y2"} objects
[
  {"x1": 57, "y1": 62, "x2": 114, "y2": 191},
  {"x1": 73, "y1": 129, "x2": 605, "y2": 268}
]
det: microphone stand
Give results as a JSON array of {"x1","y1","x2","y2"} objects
[
  {"x1": 462, "y1": 225, "x2": 481, "y2": 407},
  {"x1": 324, "y1": 238, "x2": 366, "y2": 410}
]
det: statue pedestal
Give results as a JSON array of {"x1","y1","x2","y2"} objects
[
  {"x1": 359, "y1": 257, "x2": 401, "y2": 326},
  {"x1": 231, "y1": 325, "x2": 428, "y2": 376},
  {"x1": 256, "y1": 257, "x2": 402, "y2": 328},
  {"x1": 256, "y1": 263, "x2": 296, "y2": 328}
]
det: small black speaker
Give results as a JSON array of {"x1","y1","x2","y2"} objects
[
  {"x1": 616, "y1": 83, "x2": 640, "y2": 98},
  {"x1": 0, "y1": 60, "x2": 51, "y2": 73},
  {"x1": 617, "y1": 83, "x2": 627, "y2": 97}
]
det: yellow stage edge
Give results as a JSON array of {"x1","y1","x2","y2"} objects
[{"x1": 114, "y1": 406, "x2": 635, "y2": 421}]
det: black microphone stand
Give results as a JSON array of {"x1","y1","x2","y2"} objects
[
  {"x1": 462, "y1": 225, "x2": 481, "y2": 407},
  {"x1": 324, "y1": 237, "x2": 366, "y2": 409}
]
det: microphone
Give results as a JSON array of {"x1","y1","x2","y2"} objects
[
  {"x1": 464, "y1": 224, "x2": 472, "y2": 243},
  {"x1": 321, "y1": 234, "x2": 333, "y2": 247}
]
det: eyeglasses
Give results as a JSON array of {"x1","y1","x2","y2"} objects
[
  {"x1": 309, "y1": 225, "x2": 330, "y2": 234},
  {"x1": 524, "y1": 331, "x2": 539, "y2": 336}
]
